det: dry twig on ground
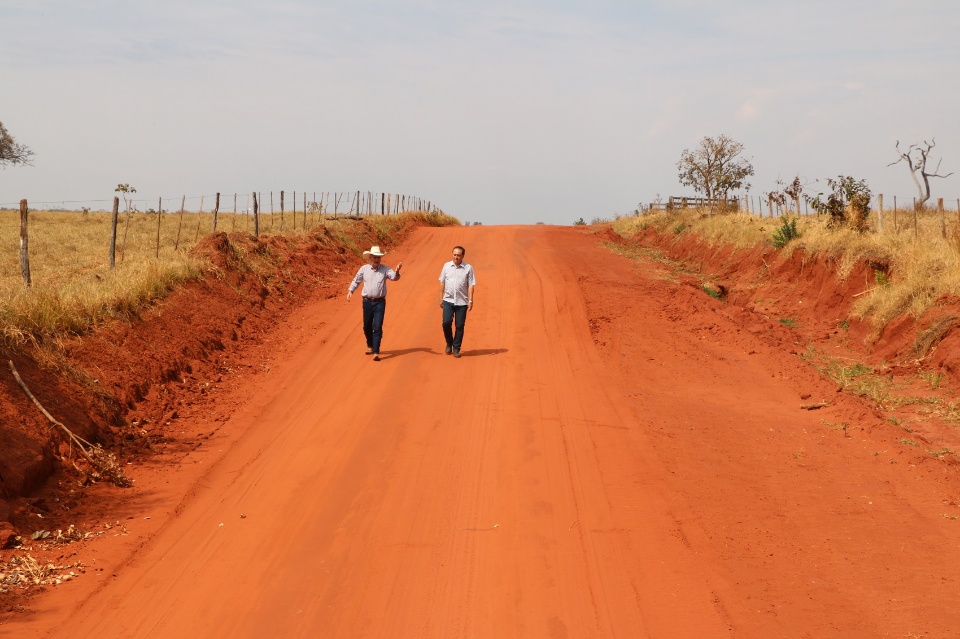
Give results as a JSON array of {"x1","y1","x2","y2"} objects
[{"x1": 8, "y1": 360, "x2": 131, "y2": 487}]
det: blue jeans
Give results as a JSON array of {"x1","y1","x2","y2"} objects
[
  {"x1": 362, "y1": 297, "x2": 386, "y2": 354},
  {"x1": 442, "y1": 301, "x2": 468, "y2": 351}
]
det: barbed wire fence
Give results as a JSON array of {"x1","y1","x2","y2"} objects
[
  {"x1": 2, "y1": 191, "x2": 442, "y2": 288},
  {"x1": 644, "y1": 192, "x2": 960, "y2": 236},
  {"x1": 0, "y1": 190, "x2": 440, "y2": 217}
]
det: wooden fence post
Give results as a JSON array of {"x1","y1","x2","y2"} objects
[
  {"x1": 877, "y1": 194, "x2": 883, "y2": 232},
  {"x1": 213, "y1": 192, "x2": 220, "y2": 232},
  {"x1": 939, "y1": 198, "x2": 946, "y2": 238},
  {"x1": 303, "y1": 191, "x2": 306, "y2": 228},
  {"x1": 19, "y1": 199, "x2": 31, "y2": 287},
  {"x1": 120, "y1": 200, "x2": 132, "y2": 263},
  {"x1": 195, "y1": 196, "x2": 204, "y2": 242},
  {"x1": 293, "y1": 191, "x2": 297, "y2": 230},
  {"x1": 156, "y1": 197, "x2": 162, "y2": 257},
  {"x1": 253, "y1": 192, "x2": 260, "y2": 237},
  {"x1": 175, "y1": 195, "x2": 186, "y2": 251},
  {"x1": 279, "y1": 191, "x2": 284, "y2": 231},
  {"x1": 109, "y1": 196, "x2": 119, "y2": 268}
]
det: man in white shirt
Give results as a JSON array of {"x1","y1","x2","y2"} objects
[{"x1": 437, "y1": 245, "x2": 476, "y2": 358}]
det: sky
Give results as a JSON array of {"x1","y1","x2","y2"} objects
[{"x1": 1, "y1": 0, "x2": 959, "y2": 225}]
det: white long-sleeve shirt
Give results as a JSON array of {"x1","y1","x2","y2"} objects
[{"x1": 348, "y1": 263, "x2": 400, "y2": 298}]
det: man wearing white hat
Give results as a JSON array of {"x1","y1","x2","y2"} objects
[{"x1": 346, "y1": 246, "x2": 402, "y2": 361}]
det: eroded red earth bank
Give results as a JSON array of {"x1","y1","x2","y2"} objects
[{"x1": 2, "y1": 222, "x2": 959, "y2": 637}]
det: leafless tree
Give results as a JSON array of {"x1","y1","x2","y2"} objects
[
  {"x1": 888, "y1": 139, "x2": 953, "y2": 209},
  {"x1": 0, "y1": 120, "x2": 34, "y2": 168}
]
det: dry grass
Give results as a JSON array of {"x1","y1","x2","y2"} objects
[
  {"x1": 0, "y1": 209, "x2": 457, "y2": 346},
  {"x1": 612, "y1": 207, "x2": 960, "y2": 330},
  {"x1": 0, "y1": 210, "x2": 206, "y2": 344}
]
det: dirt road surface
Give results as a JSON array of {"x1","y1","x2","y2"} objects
[{"x1": 11, "y1": 225, "x2": 960, "y2": 638}]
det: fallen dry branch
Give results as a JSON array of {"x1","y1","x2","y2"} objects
[
  {"x1": 800, "y1": 401, "x2": 832, "y2": 411},
  {"x1": 8, "y1": 360, "x2": 131, "y2": 487}
]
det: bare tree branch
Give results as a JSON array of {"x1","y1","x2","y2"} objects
[
  {"x1": 0, "y1": 120, "x2": 35, "y2": 168},
  {"x1": 889, "y1": 138, "x2": 952, "y2": 208}
]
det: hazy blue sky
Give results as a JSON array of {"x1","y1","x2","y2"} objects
[{"x1": 2, "y1": 0, "x2": 958, "y2": 224}]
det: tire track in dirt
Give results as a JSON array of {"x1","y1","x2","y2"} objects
[{"x1": 10, "y1": 224, "x2": 960, "y2": 638}]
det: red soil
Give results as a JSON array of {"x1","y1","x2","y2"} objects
[{"x1": 3, "y1": 222, "x2": 960, "y2": 637}]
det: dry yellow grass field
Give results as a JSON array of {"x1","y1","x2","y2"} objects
[
  {"x1": 0, "y1": 209, "x2": 456, "y2": 345},
  {"x1": 612, "y1": 207, "x2": 960, "y2": 330}
]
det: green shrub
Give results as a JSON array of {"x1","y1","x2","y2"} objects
[{"x1": 772, "y1": 215, "x2": 800, "y2": 248}]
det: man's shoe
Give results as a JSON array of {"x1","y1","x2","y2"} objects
[
  {"x1": 453, "y1": 350, "x2": 461, "y2": 358},
  {"x1": 373, "y1": 354, "x2": 381, "y2": 361},
  {"x1": 445, "y1": 345, "x2": 453, "y2": 355},
  {"x1": 365, "y1": 349, "x2": 374, "y2": 355}
]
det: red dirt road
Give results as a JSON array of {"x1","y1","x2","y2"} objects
[{"x1": 10, "y1": 225, "x2": 960, "y2": 638}]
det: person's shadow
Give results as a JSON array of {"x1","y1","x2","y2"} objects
[
  {"x1": 377, "y1": 347, "x2": 433, "y2": 360},
  {"x1": 455, "y1": 348, "x2": 508, "y2": 357},
  {"x1": 378, "y1": 347, "x2": 509, "y2": 359}
]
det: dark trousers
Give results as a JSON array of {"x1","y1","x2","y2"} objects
[
  {"x1": 442, "y1": 301, "x2": 468, "y2": 351},
  {"x1": 362, "y1": 297, "x2": 386, "y2": 354}
]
